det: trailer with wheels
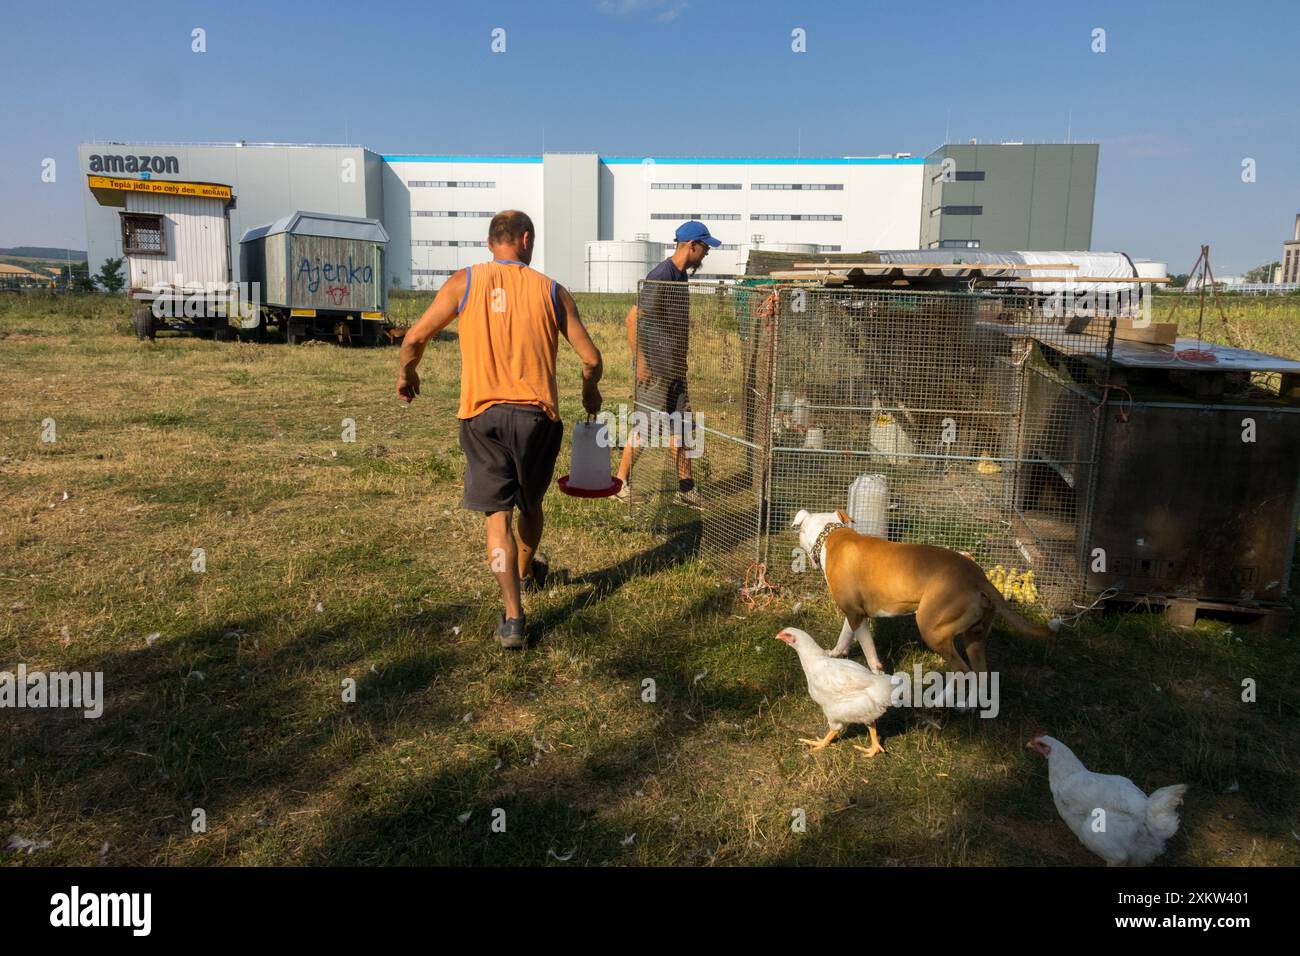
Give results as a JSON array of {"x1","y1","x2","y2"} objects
[
  {"x1": 86, "y1": 174, "x2": 254, "y2": 339},
  {"x1": 239, "y1": 212, "x2": 390, "y2": 345}
]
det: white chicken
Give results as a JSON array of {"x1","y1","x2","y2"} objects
[
  {"x1": 778, "y1": 627, "x2": 894, "y2": 756},
  {"x1": 1030, "y1": 734, "x2": 1188, "y2": 866}
]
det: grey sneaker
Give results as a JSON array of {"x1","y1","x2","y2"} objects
[
  {"x1": 613, "y1": 481, "x2": 646, "y2": 505},
  {"x1": 494, "y1": 612, "x2": 526, "y2": 650},
  {"x1": 672, "y1": 487, "x2": 704, "y2": 510}
]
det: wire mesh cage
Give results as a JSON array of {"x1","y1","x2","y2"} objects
[{"x1": 627, "y1": 278, "x2": 1122, "y2": 609}]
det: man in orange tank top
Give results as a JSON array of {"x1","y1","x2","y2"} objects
[{"x1": 396, "y1": 211, "x2": 603, "y2": 648}]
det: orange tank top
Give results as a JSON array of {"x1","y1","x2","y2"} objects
[{"x1": 455, "y1": 259, "x2": 561, "y2": 421}]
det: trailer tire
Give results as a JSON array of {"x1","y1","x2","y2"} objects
[
  {"x1": 133, "y1": 305, "x2": 156, "y2": 341},
  {"x1": 362, "y1": 322, "x2": 385, "y2": 347}
]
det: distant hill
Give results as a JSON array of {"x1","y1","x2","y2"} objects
[{"x1": 0, "y1": 246, "x2": 87, "y2": 260}]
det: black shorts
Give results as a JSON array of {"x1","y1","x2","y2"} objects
[
  {"x1": 639, "y1": 372, "x2": 691, "y2": 415},
  {"x1": 458, "y1": 403, "x2": 564, "y2": 514}
]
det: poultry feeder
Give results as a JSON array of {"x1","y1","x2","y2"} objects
[{"x1": 558, "y1": 418, "x2": 622, "y2": 498}]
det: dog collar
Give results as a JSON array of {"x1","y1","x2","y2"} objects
[{"x1": 809, "y1": 522, "x2": 845, "y2": 569}]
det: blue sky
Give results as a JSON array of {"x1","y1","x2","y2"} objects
[{"x1": 1, "y1": 0, "x2": 1295, "y2": 272}]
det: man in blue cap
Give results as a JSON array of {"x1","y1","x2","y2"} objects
[{"x1": 615, "y1": 220, "x2": 720, "y2": 508}]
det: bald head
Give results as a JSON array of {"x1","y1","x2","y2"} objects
[{"x1": 488, "y1": 210, "x2": 535, "y2": 263}]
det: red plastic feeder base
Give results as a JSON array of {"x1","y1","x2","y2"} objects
[{"x1": 558, "y1": 475, "x2": 623, "y2": 499}]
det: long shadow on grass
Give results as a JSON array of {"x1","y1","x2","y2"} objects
[
  {"x1": 294, "y1": 586, "x2": 780, "y2": 864},
  {"x1": 7, "y1": 566, "x2": 1297, "y2": 864},
  {"x1": 286, "y1": 584, "x2": 1276, "y2": 866},
  {"x1": 0, "y1": 602, "x2": 467, "y2": 864},
  {"x1": 527, "y1": 518, "x2": 702, "y2": 645}
]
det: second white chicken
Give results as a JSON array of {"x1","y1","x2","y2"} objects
[{"x1": 1030, "y1": 734, "x2": 1188, "y2": 866}]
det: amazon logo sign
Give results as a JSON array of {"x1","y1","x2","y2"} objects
[{"x1": 88, "y1": 153, "x2": 180, "y2": 176}]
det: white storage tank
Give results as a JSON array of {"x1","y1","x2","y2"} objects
[
  {"x1": 1125, "y1": 260, "x2": 1167, "y2": 315},
  {"x1": 586, "y1": 240, "x2": 666, "y2": 293},
  {"x1": 1133, "y1": 260, "x2": 1168, "y2": 280}
]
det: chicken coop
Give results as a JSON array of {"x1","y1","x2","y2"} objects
[{"x1": 629, "y1": 261, "x2": 1300, "y2": 621}]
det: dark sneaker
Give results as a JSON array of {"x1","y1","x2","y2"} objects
[
  {"x1": 521, "y1": 554, "x2": 548, "y2": 593},
  {"x1": 495, "y1": 612, "x2": 526, "y2": 650},
  {"x1": 672, "y1": 487, "x2": 703, "y2": 510}
]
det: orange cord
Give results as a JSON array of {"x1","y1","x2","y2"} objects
[
  {"x1": 1093, "y1": 384, "x2": 1134, "y2": 423},
  {"x1": 740, "y1": 562, "x2": 782, "y2": 609}
]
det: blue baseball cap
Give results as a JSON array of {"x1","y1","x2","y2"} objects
[{"x1": 674, "y1": 220, "x2": 721, "y2": 247}]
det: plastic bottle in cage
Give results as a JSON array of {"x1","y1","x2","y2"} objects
[
  {"x1": 847, "y1": 474, "x2": 890, "y2": 538},
  {"x1": 791, "y1": 397, "x2": 811, "y2": 428}
]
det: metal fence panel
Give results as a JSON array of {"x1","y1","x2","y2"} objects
[{"x1": 627, "y1": 282, "x2": 773, "y2": 582}]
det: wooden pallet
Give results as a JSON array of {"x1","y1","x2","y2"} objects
[{"x1": 1107, "y1": 594, "x2": 1294, "y2": 636}]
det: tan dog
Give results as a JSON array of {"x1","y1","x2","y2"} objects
[{"x1": 792, "y1": 509, "x2": 1060, "y2": 675}]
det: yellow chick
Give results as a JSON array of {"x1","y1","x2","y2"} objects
[
  {"x1": 1006, "y1": 567, "x2": 1022, "y2": 599},
  {"x1": 987, "y1": 565, "x2": 1006, "y2": 592},
  {"x1": 1020, "y1": 570, "x2": 1038, "y2": 605}
]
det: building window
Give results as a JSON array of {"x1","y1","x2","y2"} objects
[
  {"x1": 939, "y1": 239, "x2": 981, "y2": 248},
  {"x1": 408, "y1": 180, "x2": 496, "y2": 188},
  {"x1": 411, "y1": 239, "x2": 487, "y2": 247},
  {"x1": 749, "y1": 214, "x2": 842, "y2": 221},
  {"x1": 818, "y1": 245, "x2": 842, "y2": 252},
  {"x1": 412, "y1": 210, "x2": 495, "y2": 218},
  {"x1": 121, "y1": 213, "x2": 165, "y2": 255},
  {"x1": 940, "y1": 205, "x2": 983, "y2": 216},
  {"x1": 649, "y1": 213, "x2": 741, "y2": 220},
  {"x1": 651, "y1": 183, "x2": 741, "y2": 190},
  {"x1": 411, "y1": 269, "x2": 457, "y2": 276},
  {"x1": 930, "y1": 170, "x2": 986, "y2": 184},
  {"x1": 751, "y1": 183, "x2": 843, "y2": 190}
]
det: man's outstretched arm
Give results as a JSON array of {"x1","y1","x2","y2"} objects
[
  {"x1": 555, "y1": 283, "x2": 603, "y2": 415},
  {"x1": 397, "y1": 269, "x2": 467, "y2": 403}
]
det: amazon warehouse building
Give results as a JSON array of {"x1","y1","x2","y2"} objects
[{"x1": 78, "y1": 141, "x2": 1099, "y2": 294}]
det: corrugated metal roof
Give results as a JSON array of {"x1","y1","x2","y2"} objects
[
  {"x1": 0, "y1": 263, "x2": 45, "y2": 276},
  {"x1": 874, "y1": 249, "x2": 1137, "y2": 276},
  {"x1": 239, "y1": 211, "x2": 388, "y2": 244},
  {"x1": 743, "y1": 249, "x2": 882, "y2": 276}
]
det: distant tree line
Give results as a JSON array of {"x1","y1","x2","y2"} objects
[{"x1": 1245, "y1": 261, "x2": 1281, "y2": 284}]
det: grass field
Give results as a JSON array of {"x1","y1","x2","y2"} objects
[{"x1": 2, "y1": 290, "x2": 1298, "y2": 866}]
